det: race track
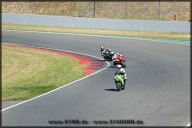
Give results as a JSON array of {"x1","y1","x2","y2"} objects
[{"x1": 2, "y1": 30, "x2": 190, "y2": 126}]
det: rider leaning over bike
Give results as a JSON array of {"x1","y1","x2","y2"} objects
[
  {"x1": 115, "y1": 65, "x2": 127, "y2": 85},
  {"x1": 112, "y1": 52, "x2": 124, "y2": 61},
  {"x1": 100, "y1": 46, "x2": 112, "y2": 56}
]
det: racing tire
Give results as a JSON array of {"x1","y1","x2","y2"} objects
[
  {"x1": 113, "y1": 61, "x2": 117, "y2": 66},
  {"x1": 121, "y1": 84, "x2": 125, "y2": 90},
  {"x1": 122, "y1": 62, "x2": 126, "y2": 68},
  {"x1": 116, "y1": 82, "x2": 121, "y2": 91}
]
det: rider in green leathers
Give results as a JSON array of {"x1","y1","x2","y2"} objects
[{"x1": 115, "y1": 65, "x2": 127, "y2": 85}]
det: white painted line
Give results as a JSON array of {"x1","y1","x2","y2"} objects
[
  {"x1": 2, "y1": 29, "x2": 190, "y2": 45},
  {"x1": 2, "y1": 43, "x2": 110, "y2": 112},
  {"x1": 186, "y1": 122, "x2": 190, "y2": 127}
]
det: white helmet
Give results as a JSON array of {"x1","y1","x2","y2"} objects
[
  {"x1": 110, "y1": 52, "x2": 114, "y2": 55},
  {"x1": 117, "y1": 65, "x2": 122, "y2": 69}
]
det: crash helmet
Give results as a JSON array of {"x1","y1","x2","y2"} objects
[
  {"x1": 101, "y1": 46, "x2": 104, "y2": 50},
  {"x1": 117, "y1": 65, "x2": 122, "y2": 69},
  {"x1": 119, "y1": 53, "x2": 123, "y2": 56},
  {"x1": 110, "y1": 52, "x2": 114, "y2": 55}
]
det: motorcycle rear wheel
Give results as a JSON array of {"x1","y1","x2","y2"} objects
[
  {"x1": 116, "y1": 82, "x2": 121, "y2": 91},
  {"x1": 121, "y1": 84, "x2": 125, "y2": 90},
  {"x1": 122, "y1": 62, "x2": 126, "y2": 68}
]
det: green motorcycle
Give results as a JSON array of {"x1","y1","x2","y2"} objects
[{"x1": 113, "y1": 74, "x2": 125, "y2": 91}]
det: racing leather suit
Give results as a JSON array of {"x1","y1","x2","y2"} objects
[
  {"x1": 101, "y1": 49, "x2": 111, "y2": 57},
  {"x1": 115, "y1": 68, "x2": 127, "y2": 85},
  {"x1": 112, "y1": 53, "x2": 123, "y2": 60}
]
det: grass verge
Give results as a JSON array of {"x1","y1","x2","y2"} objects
[
  {"x1": 2, "y1": 45, "x2": 87, "y2": 101},
  {"x1": 2, "y1": 23, "x2": 190, "y2": 41}
]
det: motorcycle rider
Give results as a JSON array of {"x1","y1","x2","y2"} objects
[
  {"x1": 118, "y1": 53, "x2": 124, "y2": 62},
  {"x1": 112, "y1": 52, "x2": 117, "y2": 60},
  {"x1": 100, "y1": 46, "x2": 112, "y2": 58},
  {"x1": 112, "y1": 52, "x2": 124, "y2": 60},
  {"x1": 115, "y1": 65, "x2": 127, "y2": 85}
]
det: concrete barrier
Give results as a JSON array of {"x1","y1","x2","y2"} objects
[{"x1": 2, "y1": 13, "x2": 190, "y2": 32}]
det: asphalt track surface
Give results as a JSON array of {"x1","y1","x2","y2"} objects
[{"x1": 2, "y1": 30, "x2": 190, "y2": 126}]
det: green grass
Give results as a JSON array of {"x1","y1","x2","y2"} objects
[
  {"x1": 2, "y1": 45, "x2": 87, "y2": 101},
  {"x1": 2, "y1": 23, "x2": 190, "y2": 41}
]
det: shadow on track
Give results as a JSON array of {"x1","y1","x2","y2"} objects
[
  {"x1": 104, "y1": 88, "x2": 118, "y2": 91},
  {"x1": 99, "y1": 59, "x2": 106, "y2": 62}
]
